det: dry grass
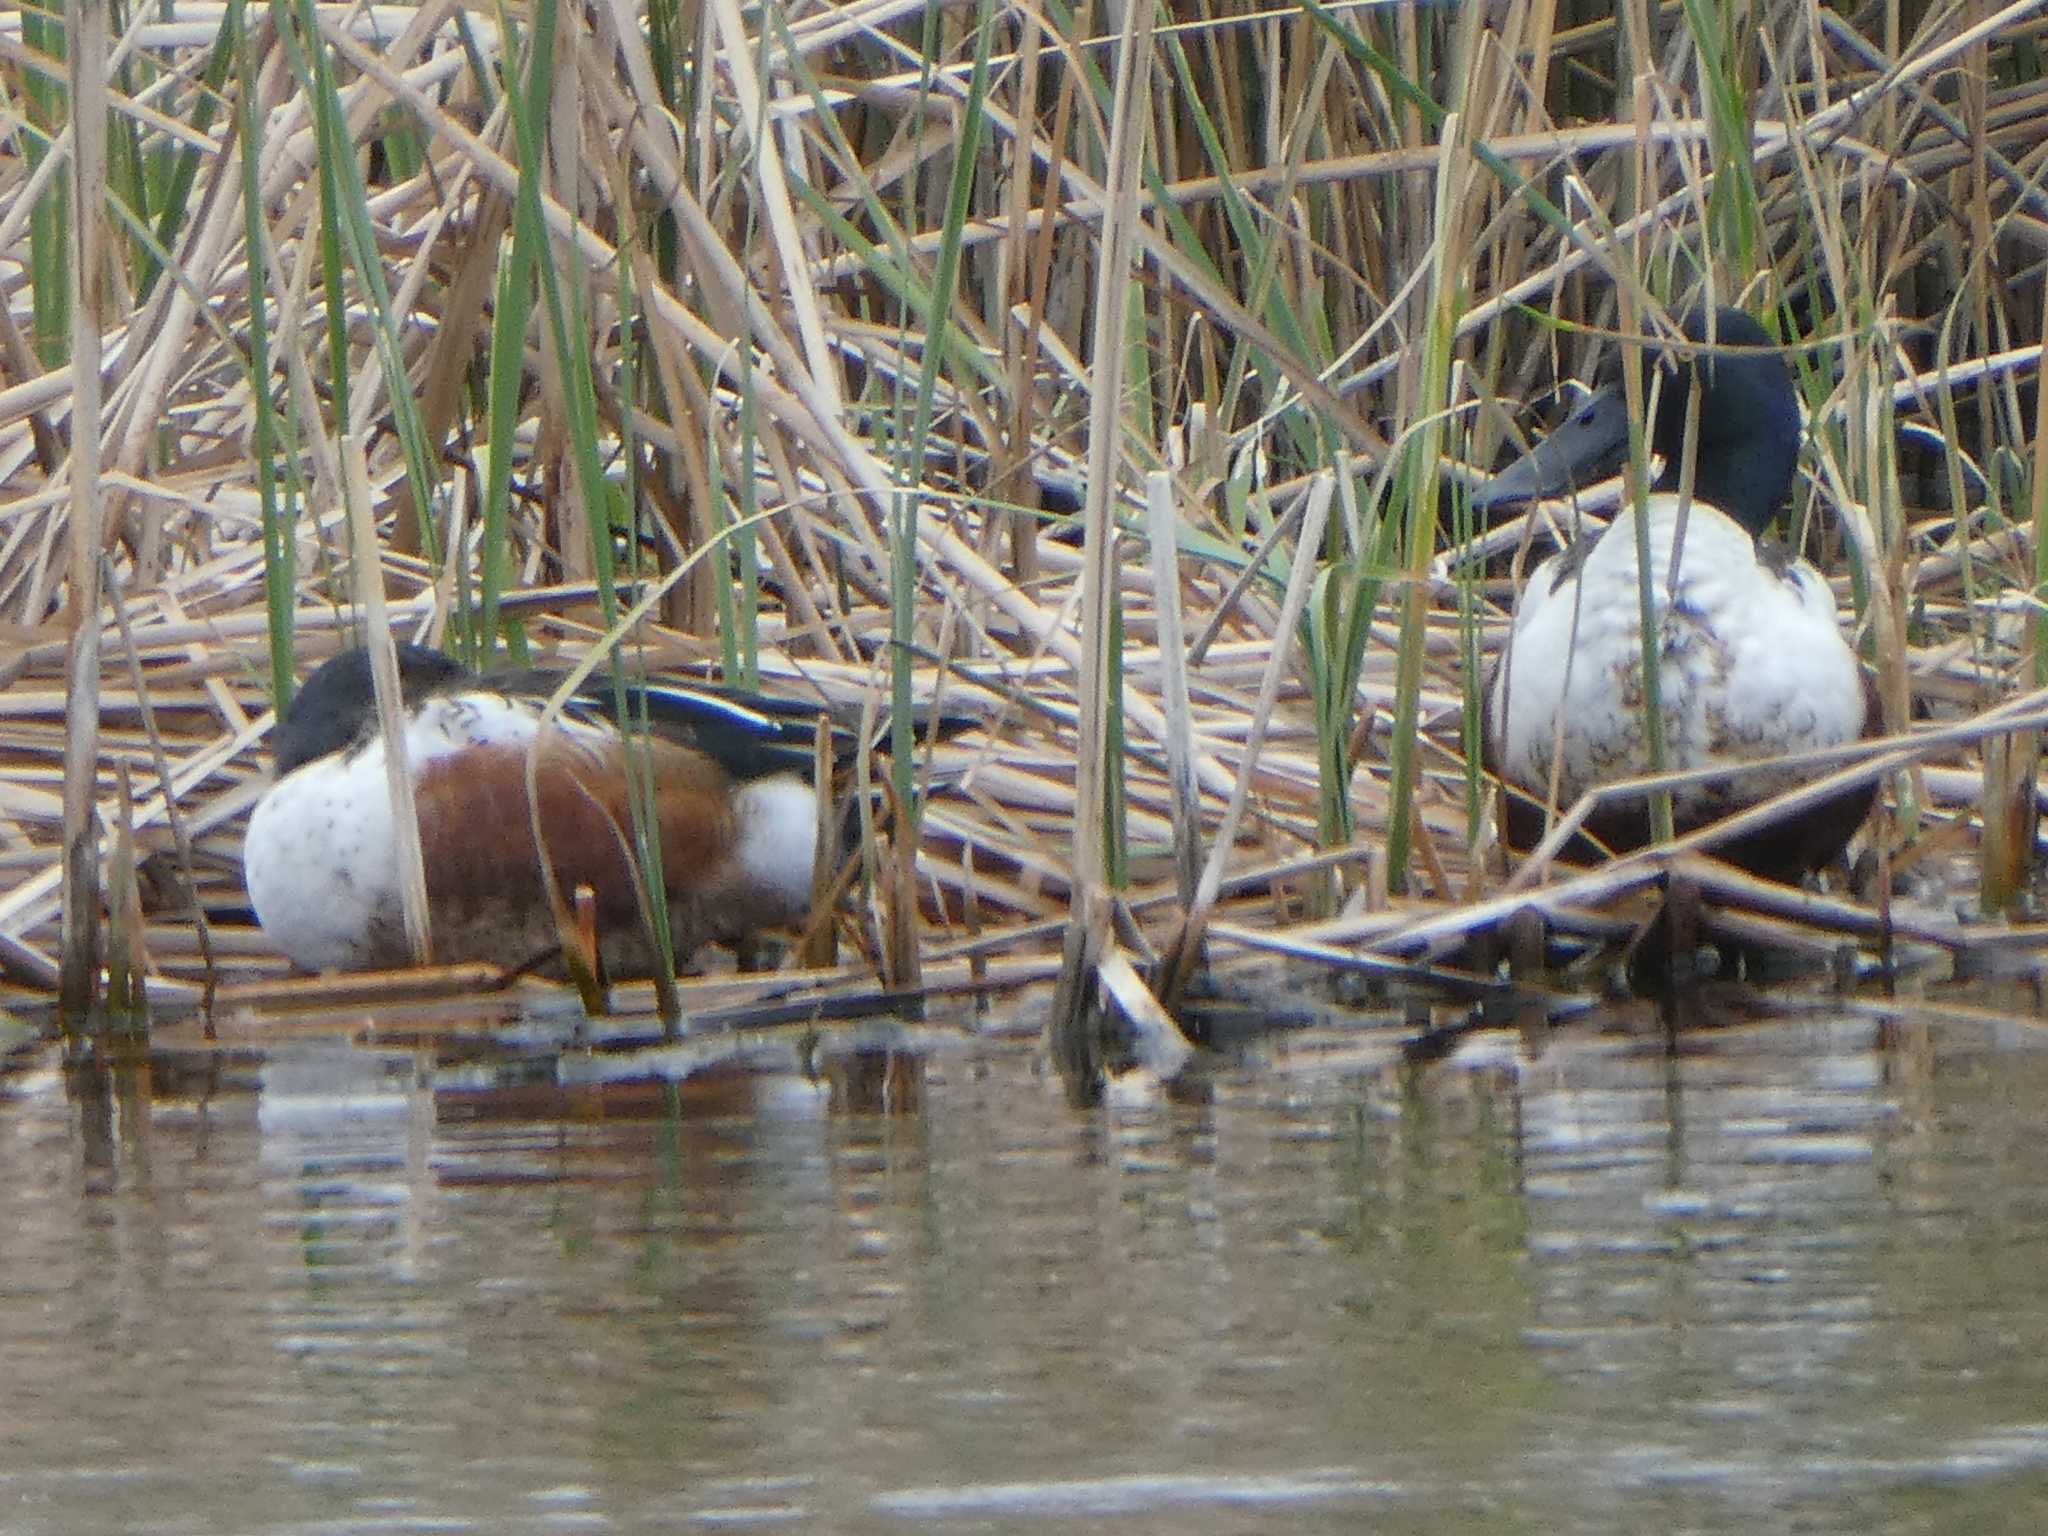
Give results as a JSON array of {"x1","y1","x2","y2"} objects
[{"x1": 1, "y1": 0, "x2": 2046, "y2": 1034}]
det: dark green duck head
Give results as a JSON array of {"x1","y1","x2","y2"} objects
[{"x1": 1476, "y1": 306, "x2": 1802, "y2": 538}]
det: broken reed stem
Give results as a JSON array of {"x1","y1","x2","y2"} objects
[
  {"x1": 1050, "y1": 0, "x2": 1158, "y2": 1078},
  {"x1": 1144, "y1": 470, "x2": 1203, "y2": 909},
  {"x1": 1156, "y1": 473, "x2": 1337, "y2": 1014}
]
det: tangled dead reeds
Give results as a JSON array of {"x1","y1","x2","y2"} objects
[{"x1": 1, "y1": 1, "x2": 2046, "y2": 1056}]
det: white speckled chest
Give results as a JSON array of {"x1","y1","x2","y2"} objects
[{"x1": 1491, "y1": 496, "x2": 1865, "y2": 818}]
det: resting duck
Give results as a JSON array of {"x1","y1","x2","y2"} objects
[
  {"x1": 242, "y1": 644, "x2": 845, "y2": 975},
  {"x1": 1481, "y1": 307, "x2": 1878, "y2": 881}
]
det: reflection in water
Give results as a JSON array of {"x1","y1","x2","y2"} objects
[{"x1": 2, "y1": 1011, "x2": 2048, "y2": 1532}]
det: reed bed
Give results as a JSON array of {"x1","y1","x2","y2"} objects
[{"x1": 1, "y1": 0, "x2": 2046, "y2": 1051}]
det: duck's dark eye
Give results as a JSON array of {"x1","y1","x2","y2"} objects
[{"x1": 1576, "y1": 406, "x2": 1597, "y2": 425}]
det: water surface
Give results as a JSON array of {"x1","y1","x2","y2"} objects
[{"x1": 4, "y1": 1001, "x2": 2048, "y2": 1533}]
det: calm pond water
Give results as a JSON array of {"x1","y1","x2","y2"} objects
[{"x1": 5, "y1": 999, "x2": 2048, "y2": 1534}]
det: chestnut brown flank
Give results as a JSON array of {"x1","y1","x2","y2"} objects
[{"x1": 412, "y1": 735, "x2": 738, "y2": 938}]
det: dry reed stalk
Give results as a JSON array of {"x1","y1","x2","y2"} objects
[
  {"x1": 56, "y1": 0, "x2": 112, "y2": 1022},
  {"x1": 1157, "y1": 473, "x2": 1336, "y2": 1011},
  {"x1": 1051, "y1": 0, "x2": 1157, "y2": 1066},
  {"x1": 341, "y1": 437, "x2": 433, "y2": 966},
  {"x1": 1144, "y1": 470, "x2": 1202, "y2": 907}
]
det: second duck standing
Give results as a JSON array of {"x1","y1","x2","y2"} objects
[{"x1": 1483, "y1": 307, "x2": 1877, "y2": 881}]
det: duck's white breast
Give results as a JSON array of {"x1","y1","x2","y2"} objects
[{"x1": 1492, "y1": 497, "x2": 1864, "y2": 815}]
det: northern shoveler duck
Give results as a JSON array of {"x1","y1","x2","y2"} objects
[
  {"x1": 243, "y1": 644, "x2": 850, "y2": 976},
  {"x1": 1481, "y1": 306, "x2": 1878, "y2": 881}
]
